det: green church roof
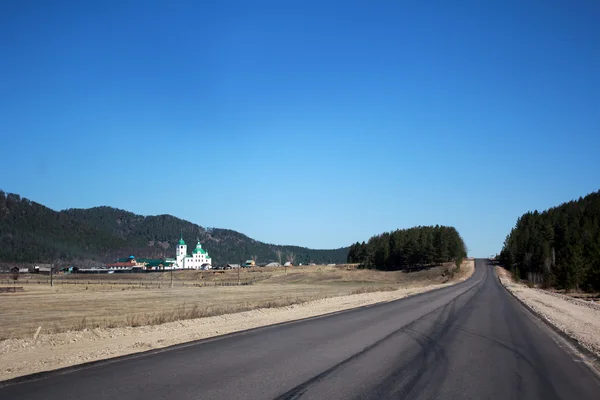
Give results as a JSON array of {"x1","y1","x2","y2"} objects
[
  {"x1": 137, "y1": 258, "x2": 163, "y2": 263},
  {"x1": 178, "y1": 238, "x2": 186, "y2": 245},
  {"x1": 192, "y1": 241, "x2": 208, "y2": 255}
]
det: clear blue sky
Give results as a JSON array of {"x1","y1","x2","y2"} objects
[{"x1": 1, "y1": 1, "x2": 599, "y2": 257}]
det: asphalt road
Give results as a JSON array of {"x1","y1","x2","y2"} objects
[{"x1": 2, "y1": 259, "x2": 599, "y2": 399}]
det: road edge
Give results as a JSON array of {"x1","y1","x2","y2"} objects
[{"x1": 496, "y1": 272, "x2": 600, "y2": 376}]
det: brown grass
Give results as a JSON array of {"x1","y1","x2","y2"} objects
[
  {"x1": 350, "y1": 286, "x2": 398, "y2": 295},
  {"x1": 0, "y1": 263, "x2": 460, "y2": 340}
]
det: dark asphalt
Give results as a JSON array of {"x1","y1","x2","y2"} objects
[{"x1": 2, "y1": 259, "x2": 599, "y2": 399}]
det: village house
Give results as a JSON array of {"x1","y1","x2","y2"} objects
[
  {"x1": 10, "y1": 266, "x2": 30, "y2": 274},
  {"x1": 106, "y1": 236, "x2": 212, "y2": 271}
]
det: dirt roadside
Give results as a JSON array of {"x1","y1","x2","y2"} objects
[
  {"x1": 0, "y1": 260, "x2": 474, "y2": 382},
  {"x1": 496, "y1": 266, "x2": 600, "y2": 359}
]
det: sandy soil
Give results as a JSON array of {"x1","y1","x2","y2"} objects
[
  {"x1": 0, "y1": 260, "x2": 474, "y2": 382},
  {"x1": 496, "y1": 266, "x2": 600, "y2": 359}
]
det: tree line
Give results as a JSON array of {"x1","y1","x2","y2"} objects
[
  {"x1": 347, "y1": 225, "x2": 467, "y2": 270},
  {"x1": 499, "y1": 190, "x2": 600, "y2": 292}
]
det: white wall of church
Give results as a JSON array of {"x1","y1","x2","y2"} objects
[{"x1": 174, "y1": 241, "x2": 211, "y2": 270}]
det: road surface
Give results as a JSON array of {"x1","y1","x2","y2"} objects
[{"x1": 1, "y1": 259, "x2": 599, "y2": 399}]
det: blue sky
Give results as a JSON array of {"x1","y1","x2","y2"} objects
[{"x1": 1, "y1": 1, "x2": 599, "y2": 256}]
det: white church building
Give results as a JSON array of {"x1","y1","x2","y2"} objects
[{"x1": 174, "y1": 236, "x2": 212, "y2": 269}]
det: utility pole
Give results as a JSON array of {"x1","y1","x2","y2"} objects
[
  {"x1": 50, "y1": 263, "x2": 54, "y2": 287},
  {"x1": 170, "y1": 267, "x2": 174, "y2": 288},
  {"x1": 238, "y1": 260, "x2": 241, "y2": 286}
]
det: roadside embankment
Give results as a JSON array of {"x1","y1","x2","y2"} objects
[
  {"x1": 0, "y1": 260, "x2": 474, "y2": 382},
  {"x1": 496, "y1": 266, "x2": 600, "y2": 359}
]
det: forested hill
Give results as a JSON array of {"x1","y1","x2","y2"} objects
[
  {"x1": 500, "y1": 190, "x2": 600, "y2": 292},
  {"x1": 0, "y1": 191, "x2": 348, "y2": 266},
  {"x1": 347, "y1": 225, "x2": 467, "y2": 270}
]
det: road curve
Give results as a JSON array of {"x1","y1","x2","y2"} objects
[{"x1": 1, "y1": 260, "x2": 599, "y2": 399}]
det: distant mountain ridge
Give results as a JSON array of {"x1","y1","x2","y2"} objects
[{"x1": 0, "y1": 191, "x2": 349, "y2": 266}]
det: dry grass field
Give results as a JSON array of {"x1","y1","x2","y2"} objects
[{"x1": 0, "y1": 263, "x2": 459, "y2": 340}]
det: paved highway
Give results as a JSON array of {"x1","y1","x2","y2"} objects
[{"x1": 2, "y1": 260, "x2": 599, "y2": 399}]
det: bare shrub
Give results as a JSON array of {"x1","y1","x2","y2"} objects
[
  {"x1": 126, "y1": 315, "x2": 141, "y2": 327},
  {"x1": 76, "y1": 317, "x2": 87, "y2": 331}
]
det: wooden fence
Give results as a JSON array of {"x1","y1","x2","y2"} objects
[
  {"x1": 0, "y1": 286, "x2": 24, "y2": 293},
  {"x1": 0, "y1": 279, "x2": 254, "y2": 287}
]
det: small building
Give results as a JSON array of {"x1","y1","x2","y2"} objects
[
  {"x1": 105, "y1": 261, "x2": 136, "y2": 270},
  {"x1": 242, "y1": 260, "x2": 256, "y2": 268},
  {"x1": 77, "y1": 267, "x2": 109, "y2": 274},
  {"x1": 284, "y1": 262, "x2": 293, "y2": 267},
  {"x1": 265, "y1": 262, "x2": 281, "y2": 267},
  {"x1": 33, "y1": 263, "x2": 53, "y2": 274},
  {"x1": 144, "y1": 260, "x2": 165, "y2": 270},
  {"x1": 108, "y1": 255, "x2": 181, "y2": 272},
  {"x1": 36, "y1": 266, "x2": 54, "y2": 275},
  {"x1": 226, "y1": 264, "x2": 240, "y2": 270},
  {"x1": 165, "y1": 258, "x2": 177, "y2": 269},
  {"x1": 61, "y1": 266, "x2": 77, "y2": 274},
  {"x1": 10, "y1": 266, "x2": 30, "y2": 274},
  {"x1": 116, "y1": 256, "x2": 140, "y2": 265}
]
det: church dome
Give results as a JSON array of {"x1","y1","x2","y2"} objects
[{"x1": 192, "y1": 241, "x2": 204, "y2": 254}]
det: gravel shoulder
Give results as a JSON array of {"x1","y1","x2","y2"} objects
[
  {"x1": 0, "y1": 260, "x2": 474, "y2": 382},
  {"x1": 496, "y1": 266, "x2": 600, "y2": 359}
]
